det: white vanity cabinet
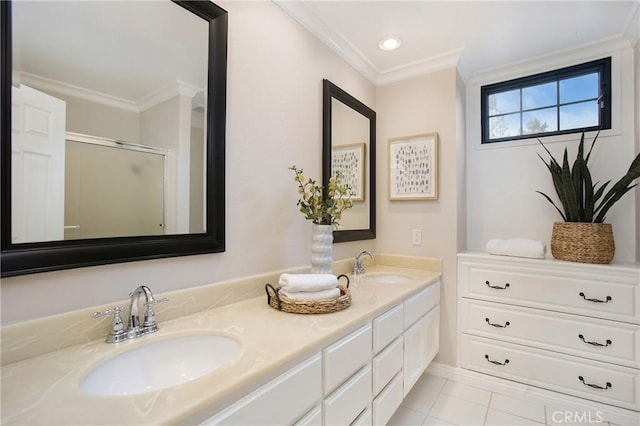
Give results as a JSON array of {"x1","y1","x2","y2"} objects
[
  {"x1": 457, "y1": 253, "x2": 640, "y2": 411},
  {"x1": 204, "y1": 279, "x2": 441, "y2": 426}
]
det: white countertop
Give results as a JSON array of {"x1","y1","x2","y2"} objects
[{"x1": 1, "y1": 265, "x2": 440, "y2": 425}]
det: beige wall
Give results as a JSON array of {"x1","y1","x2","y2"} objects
[
  {"x1": 376, "y1": 68, "x2": 462, "y2": 366},
  {"x1": 1, "y1": 0, "x2": 376, "y2": 324},
  {"x1": 43, "y1": 89, "x2": 140, "y2": 142}
]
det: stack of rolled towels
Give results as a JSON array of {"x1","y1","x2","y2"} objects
[
  {"x1": 278, "y1": 273, "x2": 340, "y2": 301},
  {"x1": 486, "y1": 238, "x2": 547, "y2": 259}
]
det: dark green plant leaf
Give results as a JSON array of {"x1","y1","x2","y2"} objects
[{"x1": 536, "y1": 191, "x2": 567, "y2": 221}]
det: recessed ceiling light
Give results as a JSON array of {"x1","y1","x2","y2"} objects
[{"x1": 378, "y1": 37, "x2": 401, "y2": 51}]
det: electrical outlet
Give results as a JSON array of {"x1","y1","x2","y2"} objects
[{"x1": 412, "y1": 229, "x2": 422, "y2": 246}]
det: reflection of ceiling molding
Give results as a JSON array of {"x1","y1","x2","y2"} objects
[
  {"x1": 18, "y1": 72, "x2": 139, "y2": 112},
  {"x1": 137, "y1": 80, "x2": 202, "y2": 112},
  {"x1": 16, "y1": 73, "x2": 204, "y2": 114}
]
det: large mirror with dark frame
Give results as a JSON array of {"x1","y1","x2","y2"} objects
[
  {"x1": 322, "y1": 79, "x2": 376, "y2": 243},
  {"x1": 0, "y1": 0, "x2": 228, "y2": 277}
]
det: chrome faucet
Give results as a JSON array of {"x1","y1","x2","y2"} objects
[
  {"x1": 353, "y1": 250, "x2": 375, "y2": 275},
  {"x1": 92, "y1": 285, "x2": 167, "y2": 343}
]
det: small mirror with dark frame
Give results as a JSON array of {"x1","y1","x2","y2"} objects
[
  {"x1": 322, "y1": 79, "x2": 376, "y2": 243},
  {"x1": 0, "y1": 0, "x2": 228, "y2": 277}
]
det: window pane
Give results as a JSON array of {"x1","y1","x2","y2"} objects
[
  {"x1": 523, "y1": 107, "x2": 557, "y2": 134},
  {"x1": 488, "y1": 89, "x2": 520, "y2": 115},
  {"x1": 560, "y1": 73, "x2": 598, "y2": 103},
  {"x1": 522, "y1": 82, "x2": 556, "y2": 110},
  {"x1": 489, "y1": 113, "x2": 520, "y2": 139},
  {"x1": 559, "y1": 101, "x2": 598, "y2": 130}
]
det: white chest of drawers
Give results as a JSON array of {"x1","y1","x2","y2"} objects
[{"x1": 457, "y1": 252, "x2": 640, "y2": 411}]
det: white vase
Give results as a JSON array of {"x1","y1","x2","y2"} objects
[{"x1": 311, "y1": 224, "x2": 334, "y2": 274}]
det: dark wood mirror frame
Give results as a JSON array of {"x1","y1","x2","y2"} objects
[
  {"x1": 322, "y1": 79, "x2": 376, "y2": 243},
  {"x1": 0, "y1": 0, "x2": 227, "y2": 277}
]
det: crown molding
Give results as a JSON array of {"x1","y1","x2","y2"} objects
[
  {"x1": 466, "y1": 34, "x2": 633, "y2": 86},
  {"x1": 377, "y1": 48, "x2": 465, "y2": 86},
  {"x1": 17, "y1": 72, "x2": 139, "y2": 112},
  {"x1": 136, "y1": 80, "x2": 201, "y2": 112},
  {"x1": 15, "y1": 72, "x2": 203, "y2": 114},
  {"x1": 273, "y1": 0, "x2": 379, "y2": 84}
]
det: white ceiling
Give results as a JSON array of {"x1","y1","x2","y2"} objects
[{"x1": 276, "y1": 0, "x2": 640, "y2": 85}]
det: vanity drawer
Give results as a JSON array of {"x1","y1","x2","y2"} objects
[
  {"x1": 460, "y1": 262, "x2": 639, "y2": 323},
  {"x1": 460, "y1": 299, "x2": 640, "y2": 368},
  {"x1": 372, "y1": 336, "x2": 403, "y2": 396},
  {"x1": 404, "y1": 282, "x2": 440, "y2": 328},
  {"x1": 373, "y1": 304, "x2": 404, "y2": 353},
  {"x1": 372, "y1": 372, "x2": 403, "y2": 426},
  {"x1": 459, "y1": 335, "x2": 640, "y2": 411},
  {"x1": 206, "y1": 354, "x2": 322, "y2": 425},
  {"x1": 323, "y1": 324, "x2": 372, "y2": 394},
  {"x1": 323, "y1": 364, "x2": 372, "y2": 426}
]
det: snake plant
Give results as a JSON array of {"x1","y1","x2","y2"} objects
[{"x1": 537, "y1": 131, "x2": 640, "y2": 223}]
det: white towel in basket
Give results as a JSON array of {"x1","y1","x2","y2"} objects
[
  {"x1": 278, "y1": 273, "x2": 338, "y2": 293},
  {"x1": 486, "y1": 238, "x2": 547, "y2": 259},
  {"x1": 280, "y1": 287, "x2": 341, "y2": 301}
]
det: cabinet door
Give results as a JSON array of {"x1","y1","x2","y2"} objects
[
  {"x1": 403, "y1": 315, "x2": 428, "y2": 396},
  {"x1": 425, "y1": 305, "x2": 440, "y2": 366},
  {"x1": 204, "y1": 354, "x2": 322, "y2": 425}
]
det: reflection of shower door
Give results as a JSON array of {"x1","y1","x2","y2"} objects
[{"x1": 65, "y1": 137, "x2": 165, "y2": 240}]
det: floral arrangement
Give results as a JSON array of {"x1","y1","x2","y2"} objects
[{"x1": 289, "y1": 165, "x2": 354, "y2": 227}]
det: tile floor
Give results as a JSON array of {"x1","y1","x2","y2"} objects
[{"x1": 388, "y1": 372, "x2": 636, "y2": 426}]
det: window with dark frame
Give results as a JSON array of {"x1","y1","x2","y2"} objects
[{"x1": 481, "y1": 57, "x2": 611, "y2": 144}]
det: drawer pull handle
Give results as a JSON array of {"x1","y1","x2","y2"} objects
[
  {"x1": 484, "y1": 354, "x2": 509, "y2": 365},
  {"x1": 485, "y1": 281, "x2": 510, "y2": 290},
  {"x1": 579, "y1": 292, "x2": 612, "y2": 303},
  {"x1": 485, "y1": 318, "x2": 510, "y2": 328},
  {"x1": 578, "y1": 376, "x2": 611, "y2": 390},
  {"x1": 578, "y1": 334, "x2": 612, "y2": 347}
]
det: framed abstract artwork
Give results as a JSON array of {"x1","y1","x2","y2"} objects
[
  {"x1": 332, "y1": 142, "x2": 365, "y2": 201},
  {"x1": 388, "y1": 132, "x2": 438, "y2": 200}
]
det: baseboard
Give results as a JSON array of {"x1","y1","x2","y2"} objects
[{"x1": 426, "y1": 363, "x2": 639, "y2": 426}]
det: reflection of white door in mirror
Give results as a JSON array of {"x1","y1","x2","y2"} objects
[{"x1": 11, "y1": 84, "x2": 66, "y2": 243}]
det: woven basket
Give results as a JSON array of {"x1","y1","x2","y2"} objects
[
  {"x1": 550, "y1": 222, "x2": 615, "y2": 264},
  {"x1": 265, "y1": 280, "x2": 351, "y2": 315}
]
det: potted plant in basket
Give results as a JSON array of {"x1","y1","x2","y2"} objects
[
  {"x1": 537, "y1": 131, "x2": 640, "y2": 264},
  {"x1": 289, "y1": 166, "x2": 354, "y2": 273}
]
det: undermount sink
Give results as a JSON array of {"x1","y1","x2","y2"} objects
[
  {"x1": 361, "y1": 273, "x2": 414, "y2": 284},
  {"x1": 80, "y1": 335, "x2": 242, "y2": 396}
]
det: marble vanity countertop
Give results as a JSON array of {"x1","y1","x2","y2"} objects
[{"x1": 1, "y1": 264, "x2": 440, "y2": 425}]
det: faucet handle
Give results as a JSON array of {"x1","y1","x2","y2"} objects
[
  {"x1": 144, "y1": 297, "x2": 169, "y2": 306},
  {"x1": 141, "y1": 297, "x2": 168, "y2": 334},
  {"x1": 92, "y1": 306, "x2": 127, "y2": 343},
  {"x1": 91, "y1": 306, "x2": 124, "y2": 318}
]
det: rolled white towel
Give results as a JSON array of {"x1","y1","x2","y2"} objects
[
  {"x1": 278, "y1": 273, "x2": 338, "y2": 293},
  {"x1": 486, "y1": 238, "x2": 547, "y2": 259},
  {"x1": 280, "y1": 287, "x2": 341, "y2": 301}
]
